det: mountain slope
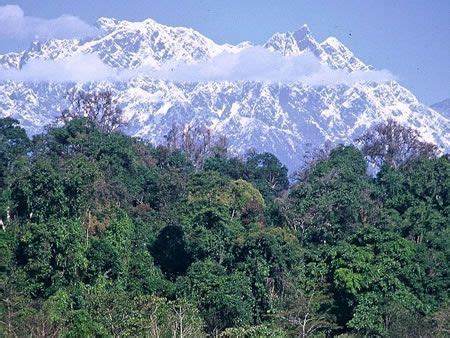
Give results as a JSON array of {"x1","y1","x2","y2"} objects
[
  {"x1": 431, "y1": 99, "x2": 450, "y2": 119},
  {"x1": 0, "y1": 17, "x2": 448, "y2": 169}
]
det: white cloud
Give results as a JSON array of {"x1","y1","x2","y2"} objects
[
  {"x1": 0, "y1": 47, "x2": 395, "y2": 85},
  {"x1": 0, "y1": 4, "x2": 99, "y2": 40},
  {"x1": 144, "y1": 47, "x2": 395, "y2": 85},
  {"x1": 0, "y1": 54, "x2": 111, "y2": 82}
]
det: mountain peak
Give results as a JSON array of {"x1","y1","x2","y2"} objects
[
  {"x1": 97, "y1": 16, "x2": 163, "y2": 31},
  {"x1": 322, "y1": 36, "x2": 343, "y2": 49},
  {"x1": 430, "y1": 98, "x2": 450, "y2": 118},
  {"x1": 320, "y1": 36, "x2": 371, "y2": 71},
  {"x1": 294, "y1": 24, "x2": 311, "y2": 35},
  {"x1": 291, "y1": 24, "x2": 325, "y2": 59},
  {"x1": 140, "y1": 17, "x2": 159, "y2": 26},
  {"x1": 293, "y1": 24, "x2": 315, "y2": 42},
  {"x1": 97, "y1": 17, "x2": 119, "y2": 30}
]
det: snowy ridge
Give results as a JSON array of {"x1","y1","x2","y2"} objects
[
  {"x1": 0, "y1": 16, "x2": 249, "y2": 70},
  {"x1": 264, "y1": 25, "x2": 370, "y2": 72},
  {"x1": 431, "y1": 99, "x2": 450, "y2": 119},
  {"x1": 0, "y1": 17, "x2": 448, "y2": 169}
]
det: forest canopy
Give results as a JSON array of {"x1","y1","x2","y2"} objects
[{"x1": 0, "y1": 111, "x2": 448, "y2": 337}]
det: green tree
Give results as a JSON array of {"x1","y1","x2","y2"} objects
[
  {"x1": 331, "y1": 226, "x2": 424, "y2": 335},
  {"x1": 233, "y1": 227, "x2": 303, "y2": 322},
  {"x1": 16, "y1": 219, "x2": 87, "y2": 296},
  {"x1": 0, "y1": 118, "x2": 30, "y2": 226},
  {"x1": 86, "y1": 215, "x2": 133, "y2": 284},
  {"x1": 287, "y1": 146, "x2": 381, "y2": 244},
  {"x1": 177, "y1": 259, "x2": 254, "y2": 333}
]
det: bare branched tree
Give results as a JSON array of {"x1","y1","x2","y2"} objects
[
  {"x1": 277, "y1": 196, "x2": 320, "y2": 244},
  {"x1": 164, "y1": 123, "x2": 228, "y2": 169},
  {"x1": 356, "y1": 119, "x2": 438, "y2": 169},
  {"x1": 432, "y1": 302, "x2": 450, "y2": 336},
  {"x1": 276, "y1": 276, "x2": 336, "y2": 338},
  {"x1": 59, "y1": 90, "x2": 124, "y2": 133}
]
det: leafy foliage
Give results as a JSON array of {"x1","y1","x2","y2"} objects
[{"x1": 0, "y1": 116, "x2": 448, "y2": 337}]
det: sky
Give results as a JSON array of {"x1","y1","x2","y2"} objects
[{"x1": 0, "y1": 0, "x2": 448, "y2": 104}]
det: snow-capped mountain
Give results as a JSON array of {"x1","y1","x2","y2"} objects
[
  {"x1": 264, "y1": 25, "x2": 370, "y2": 72},
  {"x1": 0, "y1": 17, "x2": 448, "y2": 169},
  {"x1": 0, "y1": 17, "x2": 249, "y2": 70},
  {"x1": 431, "y1": 99, "x2": 450, "y2": 119}
]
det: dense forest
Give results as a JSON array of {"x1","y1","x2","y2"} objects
[{"x1": 0, "y1": 94, "x2": 449, "y2": 337}]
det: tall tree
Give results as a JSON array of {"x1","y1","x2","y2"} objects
[
  {"x1": 356, "y1": 119, "x2": 438, "y2": 169},
  {"x1": 59, "y1": 90, "x2": 124, "y2": 133}
]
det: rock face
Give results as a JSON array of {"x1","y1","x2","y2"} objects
[{"x1": 0, "y1": 17, "x2": 448, "y2": 169}]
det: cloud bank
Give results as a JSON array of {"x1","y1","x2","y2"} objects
[
  {"x1": 0, "y1": 5, "x2": 99, "y2": 41},
  {"x1": 0, "y1": 54, "x2": 112, "y2": 82},
  {"x1": 0, "y1": 47, "x2": 395, "y2": 85},
  {"x1": 147, "y1": 47, "x2": 394, "y2": 85}
]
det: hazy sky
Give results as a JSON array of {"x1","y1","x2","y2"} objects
[{"x1": 0, "y1": 0, "x2": 448, "y2": 104}]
